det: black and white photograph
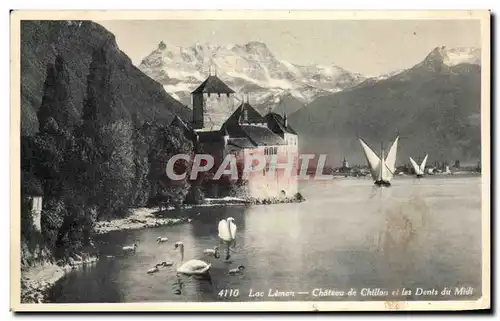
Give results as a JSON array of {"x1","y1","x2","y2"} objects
[{"x1": 10, "y1": 10, "x2": 490, "y2": 312}]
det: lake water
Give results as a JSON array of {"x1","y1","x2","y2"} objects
[{"x1": 47, "y1": 175, "x2": 483, "y2": 303}]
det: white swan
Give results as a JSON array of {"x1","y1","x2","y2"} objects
[
  {"x1": 228, "y1": 265, "x2": 245, "y2": 275},
  {"x1": 122, "y1": 243, "x2": 137, "y2": 252},
  {"x1": 174, "y1": 241, "x2": 211, "y2": 275},
  {"x1": 203, "y1": 246, "x2": 220, "y2": 258},
  {"x1": 218, "y1": 217, "x2": 237, "y2": 260},
  {"x1": 218, "y1": 217, "x2": 237, "y2": 243},
  {"x1": 156, "y1": 237, "x2": 168, "y2": 243}
]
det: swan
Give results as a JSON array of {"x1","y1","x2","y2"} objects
[
  {"x1": 156, "y1": 237, "x2": 168, "y2": 243},
  {"x1": 203, "y1": 246, "x2": 220, "y2": 259},
  {"x1": 122, "y1": 243, "x2": 138, "y2": 252},
  {"x1": 218, "y1": 217, "x2": 237, "y2": 243},
  {"x1": 218, "y1": 217, "x2": 237, "y2": 260},
  {"x1": 174, "y1": 241, "x2": 211, "y2": 275},
  {"x1": 229, "y1": 265, "x2": 245, "y2": 275}
]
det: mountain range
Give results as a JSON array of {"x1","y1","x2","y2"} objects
[
  {"x1": 288, "y1": 46, "x2": 482, "y2": 166},
  {"x1": 138, "y1": 41, "x2": 366, "y2": 113},
  {"x1": 21, "y1": 21, "x2": 482, "y2": 167}
]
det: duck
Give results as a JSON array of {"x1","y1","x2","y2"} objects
[
  {"x1": 122, "y1": 243, "x2": 138, "y2": 252},
  {"x1": 147, "y1": 264, "x2": 161, "y2": 274},
  {"x1": 157, "y1": 261, "x2": 173, "y2": 267},
  {"x1": 174, "y1": 241, "x2": 211, "y2": 276},
  {"x1": 228, "y1": 265, "x2": 245, "y2": 275},
  {"x1": 156, "y1": 237, "x2": 168, "y2": 243},
  {"x1": 203, "y1": 246, "x2": 220, "y2": 259}
]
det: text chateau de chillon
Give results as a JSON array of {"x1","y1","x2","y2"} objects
[{"x1": 170, "y1": 71, "x2": 300, "y2": 200}]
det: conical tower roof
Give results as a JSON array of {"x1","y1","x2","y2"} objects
[{"x1": 191, "y1": 75, "x2": 235, "y2": 94}]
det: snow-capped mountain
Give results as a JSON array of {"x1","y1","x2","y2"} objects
[
  {"x1": 352, "y1": 46, "x2": 480, "y2": 89},
  {"x1": 138, "y1": 41, "x2": 366, "y2": 112},
  {"x1": 412, "y1": 46, "x2": 481, "y2": 72},
  {"x1": 288, "y1": 45, "x2": 481, "y2": 166}
]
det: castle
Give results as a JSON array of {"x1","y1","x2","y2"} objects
[{"x1": 172, "y1": 72, "x2": 299, "y2": 200}]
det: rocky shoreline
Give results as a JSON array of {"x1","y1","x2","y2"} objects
[
  {"x1": 21, "y1": 255, "x2": 99, "y2": 304},
  {"x1": 20, "y1": 193, "x2": 306, "y2": 304},
  {"x1": 94, "y1": 207, "x2": 185, "y2": 234}
]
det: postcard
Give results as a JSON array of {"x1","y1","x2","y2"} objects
[{"x1": 10, "y1": 10, "x2": 491, "y2": 312}]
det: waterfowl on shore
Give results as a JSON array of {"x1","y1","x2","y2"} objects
[
  {"x1": 122, "y1": 243, "x2": 138, "y2": 252},
  {"x1": 174, "y1": 241, "x2": 211, "y2": 275},
  {"x1": 228, "y1": 265, "x2": 245, "y2": 275},
  {"x1": 203, "y1": 246, "x2": 220, "y2": 259},
  {"x1": 156, "y1": 237, "x2": 168, "y2": 243}
]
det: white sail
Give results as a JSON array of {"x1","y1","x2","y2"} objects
[
  {"x1": 409, "y1": 154, "x2": 428, "y2": 176},
  {"x1": 360, "y1": 136, "x2": 399, "y2": 183},
  {"x1": 359, "y1": 138, "x2": 381, "y2": 180},
  {"x1": 380, "y1": 148, "x2": 394, "y2": 182},
  {"x1": 409, "y1": 157, "x2": 423, "y2": 175},
  {"x1": 379, "y1": 149, "x2": 386, "y2": 181},
  {"x1": 384, "y1": 136, "x2": 399, "y2": 175},
  {"x1": 419, "y1": 154, "x2": 428, "y2": 173}
]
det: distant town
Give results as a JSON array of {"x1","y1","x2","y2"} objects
[{"x1": 310, "y1": 157, "x2": 482, "y2": 178}]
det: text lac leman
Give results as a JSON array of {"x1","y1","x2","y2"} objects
[{"x1": 248, "y1": 288, "x2": 355, "y2": 298}]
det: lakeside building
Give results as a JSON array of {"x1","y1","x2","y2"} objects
[
  {"x1": 172, "y1": 72, "x2": 299, "y2": 200},
  {"x1": 21, "y1": 171, "x2": 43, "y2": 233}
]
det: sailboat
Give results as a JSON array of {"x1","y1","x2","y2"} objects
[
  {"x1": 409, "y1": 154, "x2": 428, "y2": 178},
  {"x1": 359, "y1": 135, "x2": 399, "y2": 187}
]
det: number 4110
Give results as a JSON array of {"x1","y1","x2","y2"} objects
[{"x1": 218, "y1": 289, "x2": 239, "y2": 297}]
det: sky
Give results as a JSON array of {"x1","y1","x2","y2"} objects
[{"x1": 96, "y1": 19, "x2": 481, "y2": 76}]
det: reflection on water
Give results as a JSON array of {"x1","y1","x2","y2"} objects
[{"x1": 47, "y1": 176, "x2": 482, "y2": 303}]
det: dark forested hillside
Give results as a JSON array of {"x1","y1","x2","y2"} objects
[
  {"x1": 20, "y1": 21, "x2": 195, "y2": 268},
  {"x1": 21, "y1": 20, "x2": 191, "y2": 136},
  {"x1": 289, "y1": 48, "x2": 481, "y2": 166}
]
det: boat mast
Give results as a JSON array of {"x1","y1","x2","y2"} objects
[{"x1": 379, "y1": 142, "x2": 384, "y2": 181}]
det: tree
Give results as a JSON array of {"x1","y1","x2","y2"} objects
[
  {"x1": 148, "y1": 126, "x2": 194, "y2": 209},
  {"x1": 37, "y1": 55, "x2": 71, "y2": 133}
]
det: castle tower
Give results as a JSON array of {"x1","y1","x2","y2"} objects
[
  {"x1": 342, "y1": 157, "x2": 349, "y2": 169},
  {"x1": 191, "y1": 71, "x2": 236, "y2": 130}
]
